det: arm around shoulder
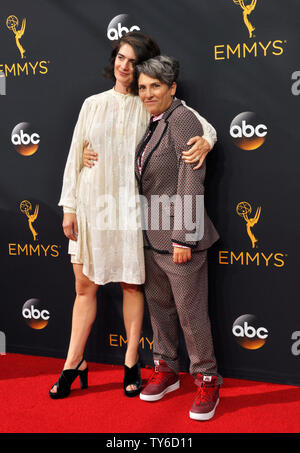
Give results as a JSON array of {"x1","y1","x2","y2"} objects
[{"x1": 180, "y1": 99, "x2": 217, "y2": 150}]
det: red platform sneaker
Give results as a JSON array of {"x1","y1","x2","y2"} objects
[
  {"x1": 140, "y1": 360, "x2": 180, "y2": 402},
  {"x1": 189, "y1": 374, "x2": 220, "y2": 421}
]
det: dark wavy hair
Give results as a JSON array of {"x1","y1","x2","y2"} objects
[{"x1": 103, "y1": 31, "x2": 161, "y2": 95}]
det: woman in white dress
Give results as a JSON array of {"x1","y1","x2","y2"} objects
[{"x1": 49, "y1": 32, "x2": 216, "y2": 399}]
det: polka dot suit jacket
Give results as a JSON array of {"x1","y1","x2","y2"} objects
[{"x1": 135, "y1": 99, "x2": 219, "y2": 254}]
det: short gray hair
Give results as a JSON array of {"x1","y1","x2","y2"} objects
[{"x1": 136, "y1": 55, "x2": 180, "y2": 87}]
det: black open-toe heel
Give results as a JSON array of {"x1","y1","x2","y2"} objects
[
  {"x1": 49, "y1": 358, "x2": 88, "y2": 399},
  {"x1": 123, "y1": 362, "x2": 142, "y2": 397}
]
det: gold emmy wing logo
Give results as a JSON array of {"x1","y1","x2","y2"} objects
[
  {"x1": 6, "y1": 15, "x2": 26, "y2": 59},
  {"x1": 236, "y1": 201, "x2": 261, "y2": 248},
  {"x1": 233, "y1": 0, "x2": 257, "y2": 38},
  {"x1": 20, "y1": 200, "x2": 39, "y2": 241}
]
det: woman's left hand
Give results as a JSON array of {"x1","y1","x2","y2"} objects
[
  {"x1": 182, "y1": 136, "x2": 211, "y2": 170},
  {"x1": 173, "y1": 246, "x2": 191, "y2": 264},
  {"x1": 83, "y1": 140, "x2": 98, "y2": 168}
]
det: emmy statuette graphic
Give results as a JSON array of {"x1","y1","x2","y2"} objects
[
  {"x1": 236, "y1": 201, "x2": 261, "y2": 248},
  {"x1": 6, "y1": 15, "x2": 26, "y2": 59},
  {"x1": 20, "y1": 200, "x2": 39, "y2": 241},
  {"x1": 233, "y1": 0, "x2": 257, "y2": 38}
]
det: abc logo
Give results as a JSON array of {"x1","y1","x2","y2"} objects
[
  {"x1": 230, "y1": 112, "x2": 267, "y2": 150},
  {"x1": 22, "y1": 298, "x2": 50, "y2": 330},
  {"x1": 107, "y1": 14, "x2": 140, "y2": 40},
  {"x1": 232, "y1": 314, "x2": 268, "y2": 350},
  {"x1": 11, "y1": 122, "x2": 40, "y2": 156}
]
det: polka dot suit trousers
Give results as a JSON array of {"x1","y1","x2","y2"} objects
[{"x1": 144, "y1": 248, "x2": 222, "y2": 383}]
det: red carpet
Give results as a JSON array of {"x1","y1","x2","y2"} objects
[{"x1": 0, "y1": 353, "x2": 299, "y2": 434}]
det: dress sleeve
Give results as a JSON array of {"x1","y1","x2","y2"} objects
[
  {"x1": 58, "y1": 98, "x2": 89, "y2": 211},
  {"x1": 180, "y1": 99, "x2": 217, "y2": 150}
]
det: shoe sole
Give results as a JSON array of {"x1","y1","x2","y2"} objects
[
  {"x1": 140, "y1": 380, "x2": 180, "y2": 402},
  {"x1": 189, "y1": 398, "x2": 219, "y2": 421}
]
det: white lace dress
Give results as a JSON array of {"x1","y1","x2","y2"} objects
[{"x1": 58, "y1": 88, "x2": 216, "y2": 285}]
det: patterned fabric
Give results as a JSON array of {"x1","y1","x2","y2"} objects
[
  {"x1": 137, "y1": 116, "x2": 159, "y2": 174},
  {"x1": 138, "y1": 113, "x2": 189, "y2": 250},
  {"x1": 144, "y1": 248, "x2": 222, "y2": 382},
  {"x1": 135, "y1": 99, "x2": 219, "y2": 253},
  {"x1": 58, "y1": 90, "x2": 217, "y2": 284},
  {"x1": 59, "y1": 89, "x2": 149, "y2": 285}
]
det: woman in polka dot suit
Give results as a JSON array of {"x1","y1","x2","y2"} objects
[{"x1": 135, "y1": 55, "x2": 222, "y2": 421}]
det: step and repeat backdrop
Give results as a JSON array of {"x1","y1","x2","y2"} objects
[{"x1": 1, "y1": 0, "x2": 299, "y2": 385}]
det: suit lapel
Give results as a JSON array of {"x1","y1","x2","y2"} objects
[
  {"x1": 139, "y1": 119, "x2": 167, "y2": 173},
  {"x1": 136, "y1": 99, "x2": 182, "y2": 181}
]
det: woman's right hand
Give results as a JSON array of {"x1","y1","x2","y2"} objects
[
  {"x1": 83, "y1": 140, "x2": 98, "y2": 168},
  {"x1": 173, "y1": 246, "x2": 191, "y2": 264},
  {"x1": 62, "y1": 213, "x2": 78, "y2": 241}
]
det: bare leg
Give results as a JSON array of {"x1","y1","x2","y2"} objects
[
  {"x1": 50, "y1": 264, "x2": 98, "y2": 394},
  {"x1": 121, "y1": 282, "x2": 144, "y2": 391}
]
